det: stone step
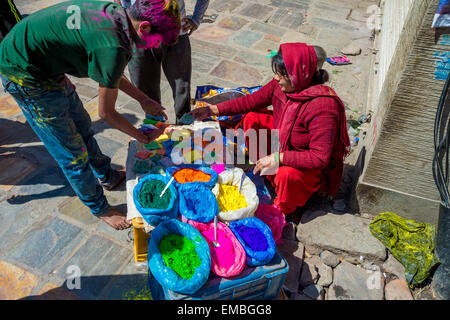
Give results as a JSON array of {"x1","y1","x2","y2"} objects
[{"x1": 296, "y1": 210, "x2": 387, "y2": 262}]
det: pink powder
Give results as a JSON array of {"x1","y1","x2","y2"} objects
[
  {"x1": 136, "y1": 32, "x2": 163, "y2": 49},
  {"x1": 212, "y1": 164, "x2": 225, "y2": 175},
  {"x1": 182, "y1": 217, "x2": 246, "y2": 277},
  {"x1": 202, "y1": 228, "x2": 235, "y2": 270}
]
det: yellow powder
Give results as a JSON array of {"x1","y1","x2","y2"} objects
[{"x1": 217, "y1": 184, "x2": 248, "y2": 212}]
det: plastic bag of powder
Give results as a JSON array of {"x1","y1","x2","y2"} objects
[
  {"x1": 229, "y1": 217, "x2": 276, "y2": 267},
  {"x1": 148, "y1": 220, "x2": 211, "y2": 295},
  {"x1": 133, "y1": 174, "x2": 178, "y2": 227},
  {"x1": 178, "y1": 183, "x2": 218, "y2": 223},
  {"x1": 212, "y1": 167, "x2": 259, "y2": 222},
  {"x1": 255, "y1": 204, "x2": 287, "y2": 245},
  {"x1": 182, "y1": 217, "x2": 247, "y2": 278}
]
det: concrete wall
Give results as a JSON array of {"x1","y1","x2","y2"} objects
[
  {"x1": 354, "y1": 0, "x2": 448, "y2": 225},
  {"x1": 368, "y1": 0, "x2": 415, "y2": 113}
]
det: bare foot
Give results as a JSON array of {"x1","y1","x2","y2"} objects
[{"x1": 99, "y1": 207, "x2": 132, "y2": 230}]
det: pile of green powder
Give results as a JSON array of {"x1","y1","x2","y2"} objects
[
  {"x1": 138, "y1": 179, "x2": 171, "y2": 209},
  {"x1": 158, "y1": 234, "x2": 201, "y2": 279}
]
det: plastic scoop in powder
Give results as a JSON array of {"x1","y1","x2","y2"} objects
[{"x1": 160, "y1": 176, "x2": 175, "y2": 198}]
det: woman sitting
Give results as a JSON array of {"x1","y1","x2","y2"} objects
[{"x1": 191, "y1": 42, "x2": 350, "y2": 217}]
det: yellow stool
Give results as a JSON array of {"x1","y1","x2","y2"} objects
[{"x1": 132, "y1": 217, "x2": 151, "y2": 263}]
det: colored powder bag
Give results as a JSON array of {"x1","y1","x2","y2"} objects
[
  {"x1": 178, "y1": 183, "x2": 219, "y2": 223},
  {"x1": 166, "y1": 164, "x2": 218, "y2": 189},
  {"x1": 133, "y1": 174, "x2": 178, "y2": 227},
  {"x1": 148, "y1": 220, "x2": 211, "y2": 295},
  {"x1": 229, "y1": 217, "x2": 276, "y2": 267},
  {"x1": 182, "y1": 217, "x2": 247, "y2": 278},
  {"x1": 212, "y1": 167, "x2": 259, "y2": 222},
  {"x1": 255, "y1": 204, "x2": 287, "y2": 245}
]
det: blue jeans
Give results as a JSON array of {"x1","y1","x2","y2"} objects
[{"x1": 1, "y1": 74, "x2": 111, "y2": 216}]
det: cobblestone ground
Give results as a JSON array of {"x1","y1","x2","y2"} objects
[{"x1": 0, "y1": 0, "x2": 376, "y2": 299}]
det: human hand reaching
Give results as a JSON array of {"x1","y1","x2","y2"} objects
[
  {"x1": 136, "y1": 125, "x2": 165, "y2": 144},
  {"x1": 190, "y1": 104, "x2": 218, "y2": 121},
  {"x1": 182, "y1": 18, "x2": 198, "y2": 36},
  {"x1": 140, "y1": 98, "x2": 168, "y2": 120},
  {"x1": 253, "y1": 152, "x2": 281, "y2": 176}
]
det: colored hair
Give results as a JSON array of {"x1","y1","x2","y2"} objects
[{"x1": 129, "y1": 0, "x2": 181, "y2": 45}]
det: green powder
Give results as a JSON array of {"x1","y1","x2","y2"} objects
[
  {"x1": 138, "y1": 179, "x2": 171, "y2": 209},
  {"x1": 158, "y1": 234, "x2": 201, "y2": 279},
  {"x1": 134, "y1": 160, "x2": 151, "y2": 174}
]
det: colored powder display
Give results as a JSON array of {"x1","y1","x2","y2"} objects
[
  {"x1": 138, "y1": 179, "x2": 171, "y2": 209},
  {"x1": 217, "y1": 184, "x2": 248, "y2": 212},
  {"x1": 134, "y1": 160, "x2": 151, "y2": 174},
  {"x1": 201, "y1": 228, "x2": 236, "y2": 269},
  {"x1": 144, "y1": 141, "x2": 161, "y2": 150},
  {"x1": 173, "y1": 168, "x2": 211, "y2": 183},
  {"x1": 158, "y1": 234, "x2": 201, "y2": 279},
  {"x1": 235, "y1": 225, "x2": 268, "y2": 251}
]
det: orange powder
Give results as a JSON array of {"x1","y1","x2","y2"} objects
[{"x1": 173, "y1": 168, "x2": 211, "y2": 184}]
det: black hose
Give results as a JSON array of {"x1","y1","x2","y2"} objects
[{"x1": 433, "y1": 71, "x2": 450, "y2": 206}]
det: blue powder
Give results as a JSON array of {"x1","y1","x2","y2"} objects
[
  {"x1": 184, "y1": 185, "x2": 210, "y2": 217},
  {"x1": 179, "y1": 183, "x2": 217, "y2": 223},
  {"x1": 235, "y1": 225, "x2": 268, "y2": 251}
]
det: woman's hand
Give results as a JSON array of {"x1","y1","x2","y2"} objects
[
  {"x1": 190, "y1": 104, "x2": 219, "y2": 121},
  {"x1": 140, "y1": 98, "x2": 168, "y2": 120},
  {"x1": 253, "y1": 152, "x2": 281, "y2": 176}
]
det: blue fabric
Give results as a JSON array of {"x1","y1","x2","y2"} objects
[
  {"x1": 166, "y1": 164, "x2": 218, "y2": 189},
  {"x1": 433, "y1": 0, "x2": 450, "y2": 28},
  {"x1": 229, "y1": 217, "x2": 276, "y2": 267},
  {"x1": 1, "y1": 74, "x2": 111, "y2": 215},
  {"x1": 148, "y1": 219, "x2": 211, "y2": 295},
  {"x1": 133, "y1": 174, "x2": 178, "y2": 226},
  {"x1": 178, "y1": 183, "x2": 218, "y2": 223}
]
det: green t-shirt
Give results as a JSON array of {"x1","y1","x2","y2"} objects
[{"x1": 0, "y1": 1, "x2": 133, "y2": 89}]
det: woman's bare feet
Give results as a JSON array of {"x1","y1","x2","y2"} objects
[{"x1": 99, "y1": 207, "x2": 132, "y2": 230}]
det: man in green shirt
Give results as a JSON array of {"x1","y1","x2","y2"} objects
[{"x1": 0, "y1": 0, "x2": 181, "y2": 230}]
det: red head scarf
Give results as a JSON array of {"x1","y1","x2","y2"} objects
[
  {"x1": 279, "y1": 42, "x2": 351, "y2": 158},
  {"x1": 280, "y1": 43, "x2": 317, "y2": 93}
]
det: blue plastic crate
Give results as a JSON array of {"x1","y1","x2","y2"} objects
[{"x1": 148, "y1": 250, "x2": 288, "y2": 300}]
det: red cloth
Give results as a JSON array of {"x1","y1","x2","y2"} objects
[
  {"x1": 242, "y1": 112, "x2": 321, "y2": 214},
  {"x1": 217, "y1": 43, "x2": 350, "y2": 201}
]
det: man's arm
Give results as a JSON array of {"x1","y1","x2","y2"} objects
[
  {"x1": 191, "y1": 0, "x2": 210, "y2": 26},
  {"x1": 182, "y1": 0, "x2": 209, "y2": 35},
  {"x1": 98, "y1": 85, "x2": 163, "y2": 144}
]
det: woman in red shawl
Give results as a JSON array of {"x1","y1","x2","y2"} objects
[{"x1": 191, "y1": 43, "x2": 350, "y2": 216}]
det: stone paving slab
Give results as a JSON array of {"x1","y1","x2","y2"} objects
[
  {"x1": 328, "y1": 261, "x2": 385, "y2": 300},
  {"x1": 8, "y1": 217, "x2": 87, "y2": 275},
  {"x1": 0, "y1": 260, "x2": 39, "y2": 300},
  {"x1": 296, "y1": 210, "x2": 387, "y2": 262}
]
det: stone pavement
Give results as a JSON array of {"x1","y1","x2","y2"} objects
[{"x1": 0, "y1": 0, "x2": 381, "y2": 300}]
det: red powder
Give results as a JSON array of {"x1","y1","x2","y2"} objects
[
  {"x1": 202, "y1": 228, "x2": 236, "y2": 270},
  {"x1": 173, "y1": 168, "x2": 211, "y2": 184}
]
